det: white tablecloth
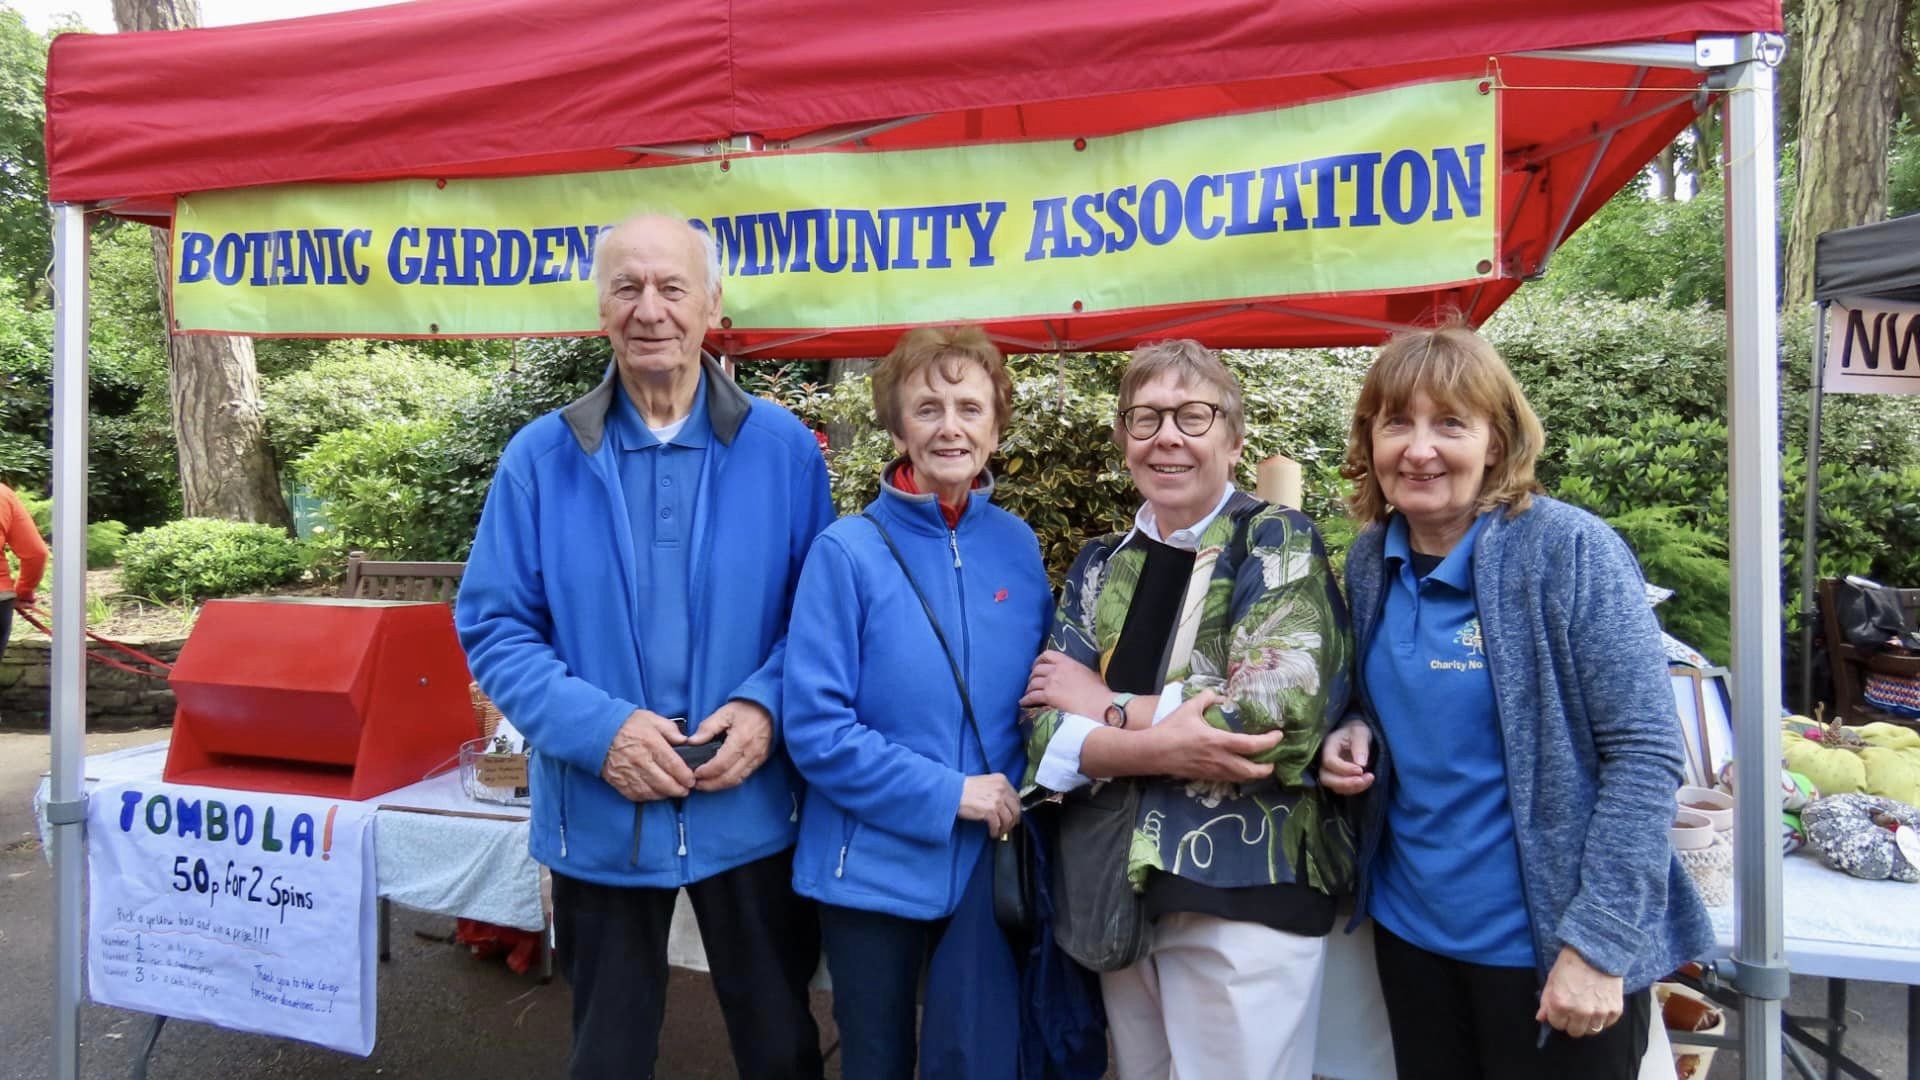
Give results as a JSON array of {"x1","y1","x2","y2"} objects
[
  {"x1": 35, "y1": 741, "x2": 546, "y2": 931},
  {"x1": 1709, "y1": 850, "x2": 1920, "y2": 985}
]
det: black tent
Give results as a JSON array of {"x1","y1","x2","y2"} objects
[
  {"x1": 1814, "y1": 212, "x2": 1920, "y2": 305},
  {"x1": 1798, "y1": 211, "x2": 1920, "y2": 705}
]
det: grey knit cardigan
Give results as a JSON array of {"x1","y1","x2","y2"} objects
[{"x1": 1345, "y1": 495, "x2": 1714, "y2": 991}]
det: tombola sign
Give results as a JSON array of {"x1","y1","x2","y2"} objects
[{"x1": 168, "y1": 78, "x2": 1496, "y2": 338}]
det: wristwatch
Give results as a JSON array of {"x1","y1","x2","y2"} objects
[{"x1": 1103, "y1": 692, "x2": 1137, "y2": 728}]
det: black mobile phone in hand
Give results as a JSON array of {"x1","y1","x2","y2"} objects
[
  {"x1": 667, "y1": 718, "x2": 725, "y2": 769},
  {"x1": 673, "y1": 737, "x2": 725, "y2": 769}
]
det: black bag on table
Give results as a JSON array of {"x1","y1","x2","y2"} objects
[{"x1": 1835, "y1": 576, "x2": 1920, "y2": 652}]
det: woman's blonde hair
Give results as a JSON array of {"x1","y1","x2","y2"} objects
[
  {"x1": 871, "y1": 324, "x2": 1014, "y2": 437},
  {"x1": 1341, "y1": 319, "x2": 1545, "y2": 524}
]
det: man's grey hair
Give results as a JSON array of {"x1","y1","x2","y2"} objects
[{"x1": 591, "y1": 212, "x2": 724, "y2": 301}]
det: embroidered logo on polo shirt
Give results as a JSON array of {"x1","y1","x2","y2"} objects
[
  {"x1": 1430, "y1": 619, "x2": 1486, "y2": 672},
  {"x1": 1455, "y1": 620, "x2": 1484, "y2": 656},
  {"x1": 994, "y1": 588, "x2": 1009, "y2": 603}
]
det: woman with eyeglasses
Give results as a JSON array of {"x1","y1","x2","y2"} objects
[{"x1": 1019, "y1": 339, "x2": 1354, "y2": 1080}]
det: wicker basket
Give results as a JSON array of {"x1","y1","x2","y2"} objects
[{"x1": 469, "y1": 682, "x2": 504, "y2": 740}]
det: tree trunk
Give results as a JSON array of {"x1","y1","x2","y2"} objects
[
  {"x1": 1651, "y1": 145, "x2": 1679, "y2": 201},
  {"x1": 1784, "y1": 0, "x2": 1902, "y2": 310},
  {"x1": 114, "y1": 0, "x2": 291, "y2": 528}
]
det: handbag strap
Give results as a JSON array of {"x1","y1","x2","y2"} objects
[{"x1": 861, "y1": 512, "x2": 993, "y2": 760}]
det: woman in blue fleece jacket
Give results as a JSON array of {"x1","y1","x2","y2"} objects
[
  {"x1": 783, "y1": 326, "x2": 1051, "y2": 1080},
  {"x1": 1318, "y1": 321, "x2": 1712, "y2": 1079}
]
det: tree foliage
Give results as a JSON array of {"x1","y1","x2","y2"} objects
[
  {"x1": 262, "y1": 342, "x2": 486, "y2": 462},
  {"x1": 0, "y1": 8, "x2": 50, "y2": 302}
]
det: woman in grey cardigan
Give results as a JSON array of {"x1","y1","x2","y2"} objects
[{"x1": 1317, "y1": 321, "x2": 1711, "y2": 1079}]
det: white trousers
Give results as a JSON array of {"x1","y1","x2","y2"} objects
[{"x1": 1101, "y1": 911, "x2": 1328, "y2": 1080}]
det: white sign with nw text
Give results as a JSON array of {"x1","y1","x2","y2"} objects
[{"x1": 1825, "y1": 299, "x2": 1920, "y2": 395}]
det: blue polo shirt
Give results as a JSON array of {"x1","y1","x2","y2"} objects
[
  {"x1": 1365, "y1": 511, "x2": 1534, "y2": 968},
  {"x1": 606, "y1": 373, "x2": 711, "y2": 724}
]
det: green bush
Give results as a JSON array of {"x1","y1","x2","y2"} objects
[
  {"x1": 86, "y1": 520, "x2": 129, "y2": 568},
  {"x1": 401, "y1": 336, "x2": 617, "y2": 562},
  {"x1": 1554, "y1": 411, "x2": 1920, "y2": 665},
  {"x1": 1538, "y1": 175, "x2": 1726, "y2": 309},
  {"x1": 293, "y1": 419, "x2": 446, "y2": 561},
  {"x1": 262, "y1": 342, "x2": 486, "y2": 462},
  {"x1": 119, "y1": 518, "x2": 305, "y2": 601},
  {"x1": 12, "y1": 488, "x2": 129, "y2": 568},
  {"x1": 253, "y1": 336, "x2": 611, "y2": 566}
]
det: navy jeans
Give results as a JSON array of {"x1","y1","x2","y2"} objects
[
  {"x1": 819, "y1": 898, "x2": 937, "y2": 1080},
  {"x1": 818, "y1": 849, "x2": 1016, "y2": 1080}
]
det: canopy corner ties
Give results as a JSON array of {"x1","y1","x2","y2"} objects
[{"x1": 46, "y1": 796, "x2": 89, "y2": 827}]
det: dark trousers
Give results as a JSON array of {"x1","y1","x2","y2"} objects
[
  {"x1": 0, "y1": 603, "x2": 12, "y2": 658},
  {"x1": 551, "y1": 849, "x2": 823, "y2": 1080},
  {"x1": 817, "y1": 851, "x2": 1017, "y2": 1080},
  {"x1": 1373, "y1": 924, "x2": 1651, "y2": 1080},
  {"x1": 819, "y1": 901, "x2": 937, "y2": 1080}
]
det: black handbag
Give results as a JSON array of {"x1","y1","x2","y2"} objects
[
  {"x1": 861, "y1": 513, "x2": 1035, "y2": 934},
  {"x1": 1835, "y1": 576, "x2": 1920, "y2": 652},
  {"x1": 1050, "y1": 777, "x2": 1149, "y2": 971}
]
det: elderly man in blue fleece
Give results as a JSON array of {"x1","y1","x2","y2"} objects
[{"x1": 457, "y1": 213, "x2": 834, "y2": 1080}]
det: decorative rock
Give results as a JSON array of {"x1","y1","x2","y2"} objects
[{"x1": 1803, "y1": 793, "x2": 1920, "y2": 882}]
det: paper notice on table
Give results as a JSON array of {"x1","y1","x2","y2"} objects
[{"x1": 87, "y1": 781, "x2": 378, "y2": 1055}]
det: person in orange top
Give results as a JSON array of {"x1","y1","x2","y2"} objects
[{"x1": 0, "y1": 482, "x2": 49, "y2": 660}]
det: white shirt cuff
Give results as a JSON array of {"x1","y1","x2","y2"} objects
[
  {"x1": 1035, "y1": 712, "x2": 1103, "y2": 792},
  {"x1": 1152, "y1": 681, "x2": 1184, "y2": 724}
]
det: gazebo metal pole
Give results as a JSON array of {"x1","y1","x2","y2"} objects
[
  {"x1": 47, "y1": 202, "x2": 92, "y2": 1080},
  {"x1": 1798, "y1": 302, "x2": 1827, "y2": 713},
  {"x1": 1723, "y1": 32, "x2": 1788, "y2": 1080}
]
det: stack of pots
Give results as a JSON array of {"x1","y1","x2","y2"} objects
[{"x1": 1670, "y1": 785, "x2": 1734, "y2": 906}]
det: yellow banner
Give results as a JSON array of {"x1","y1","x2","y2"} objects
[{"x1": 170, "y1": 79, "x2": 1495, "y2": 337}]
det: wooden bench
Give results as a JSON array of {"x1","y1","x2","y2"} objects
[
  {"x1": 340, "y1": 551, "x2": 465, "y2": 604},
  {"x1": 1818, "y1": 577, "x2": 1920, "y2": 728}
]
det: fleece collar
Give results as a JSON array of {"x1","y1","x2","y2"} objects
[{"x1": 560, "y1": 352, "x2": 751, "y2": 454}]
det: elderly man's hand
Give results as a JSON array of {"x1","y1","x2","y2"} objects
[
  {"x1": 1020, "y1": 650, "x2": 1112, "y2": 719},
  {"x1": 1139, "y1": 691, "x2": 1280, "y2": 783},
  {"x1": 691, "y1": 699, "x2": 774, "y2": 792},
  {"x1": 601, "y1": 709, "x2": 693, "y2": 802}
]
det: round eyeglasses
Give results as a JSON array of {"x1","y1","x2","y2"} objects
[{"x1": 1118, "y1": 401, "x2": 1224, "y2": 440}]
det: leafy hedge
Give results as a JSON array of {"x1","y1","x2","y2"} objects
[
  {"x1": 294, "y1": 336, "x2": 611, "y2": 563},
  {"x1": 262, "y1": 343, "x2": 485, "y2": 463},
  {"x1": 1556, "y1": 412, "x2": 1920, "y2": 665},
  {"x1": 119, "y1": 518, "x2": 305, "y2": 601},
  {"x1": 269, "y1": 288, "x2": 1919, "y2": 679}
]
